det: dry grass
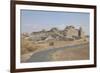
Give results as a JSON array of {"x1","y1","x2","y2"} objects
[
  {"x1": 21, "y1": 37, "x2": 89, "y2": 62},
  {"x1": 51, "y1": 44, "x2": 89, "y2": 61},
  {"x1": 21, "y1": 38, "x2": 38, "y2": 54},
  {"x1": 21, "y1": 38, "x2": 89, "y2": 61},
  {"x1": 21, "y1": 37, "x2": 88, "y2": 54}
]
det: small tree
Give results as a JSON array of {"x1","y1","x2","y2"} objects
[{"x1": 49, "y1": 42, "x2": 54, "y2": 46}]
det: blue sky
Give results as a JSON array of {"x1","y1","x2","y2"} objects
[{"x1": 21, "y1": 10, "x2": 90, "y2": 35}]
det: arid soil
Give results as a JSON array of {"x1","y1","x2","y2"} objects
[{"x1": 21, "y1": 39, "x2": 89, "y2": 62}]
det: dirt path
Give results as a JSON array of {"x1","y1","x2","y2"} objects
[{"x1": 25, "y1": 43, "x2": 89, "y2": 63}]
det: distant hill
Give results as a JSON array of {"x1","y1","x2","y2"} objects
[{"x1": 22, "y1": 25, "x2": 87, "y2": 42}]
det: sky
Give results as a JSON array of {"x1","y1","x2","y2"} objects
[{"x1": 20, "y1": 10, "x2": 90, "y2": 35}]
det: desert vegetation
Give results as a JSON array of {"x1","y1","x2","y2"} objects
[
  {"x1": 21, "y1": 26, "x2": 89, "y2": 62},
  {"x1": 51, "y1": 44, "x2": 89, "y2": 61}
]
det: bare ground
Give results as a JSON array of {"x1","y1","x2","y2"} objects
[
  {"x1": 21, "y1": 39, "x2": 89, "y2": 62},
  {"x1": 51, "y1": 44, "x2": 89, "y2": 61}
]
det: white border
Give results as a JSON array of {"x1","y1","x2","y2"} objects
[{"x1": 16, "y1": 5, "x2": 94, "y2": 69}]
